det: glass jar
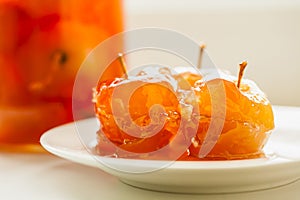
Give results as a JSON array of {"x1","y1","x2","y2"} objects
[{"x1": 0, "y1": 0, "x2": 123, "y2": 151}]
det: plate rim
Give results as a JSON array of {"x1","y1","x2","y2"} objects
[
  {"x1": 40, "y1": 105, "x2": 300, "y2": 193},
  {"x1": 40, "y1": 107, "x2": 300, "y2": 171}
]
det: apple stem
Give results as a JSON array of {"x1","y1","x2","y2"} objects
[
  {"x1": 117, "y1": 53, "x2": 128, "y2": 79},
  {"x1": 197, "y1": 44, "x2": 206, "y2": 69},
  {"x1": 237, "y1": 61, "x2": 248, "y2": 88}
]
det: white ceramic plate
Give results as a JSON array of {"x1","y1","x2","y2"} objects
[{"x1": 40, "y1": 106, "x2": 300, "y2": 194}]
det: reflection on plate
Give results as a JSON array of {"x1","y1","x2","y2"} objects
[{"x1": 40, "y1": 106, "x2": 300, "y2": 194}]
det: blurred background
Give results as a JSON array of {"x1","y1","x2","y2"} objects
[
  {"x1": 124, "y1": 0, "x2": 300, "y2": 106},
  {"x1": 0, "y1": 0, "x2": 299, "y2": 148}
]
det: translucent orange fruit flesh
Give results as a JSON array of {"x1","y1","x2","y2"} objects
[
  {"x1": 173, "y1": 71, "x2": 202, "y2": 90},
  {"x1": 94, "y1": 75, "x2": 181, "y2": 155},
  {"x1": 189, "y1": 78, "x2": 274, "y2": 160},
  {"x1": 94, "y1": 68, "x2": 274, "y2": 160}
]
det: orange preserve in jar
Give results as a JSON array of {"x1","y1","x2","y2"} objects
[{"x1": 0, "y1": 0, "x2": 124, "y2": 151}]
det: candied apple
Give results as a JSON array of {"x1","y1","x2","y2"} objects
[
  {"x1": 94, "y1": 63, "x2": 274, "y2": 160},
  {"x1": 94, "y1": 71, "x2": 182, "y2": 155},
  {"x1": 15, "y1": 20, "x2": 109, "y2": 99},
  {"x1": 189, "y1": 74, "x2": 274, "y2": 160}
]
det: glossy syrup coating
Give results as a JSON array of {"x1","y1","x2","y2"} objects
[
  {"x1": 94, "y1": 70, "x2": 183, "y2": 158},
  {"x1": 94, "y1": 68, "x2": 274, "y2": 160},
  {"x1": 188, "y1": 76, "x2": 274, "y2": 160}
]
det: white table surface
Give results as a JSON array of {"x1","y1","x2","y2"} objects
[
  {"x1": 2, "y1": 106, "x2": 300, "y2": 200},
  {"x1": 0, "y1": 151, "x2": 299, "y2": 200}
]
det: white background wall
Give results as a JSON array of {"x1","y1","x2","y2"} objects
[{"x1": 124, "y1": 0, "x2": 300, "y2": 106}]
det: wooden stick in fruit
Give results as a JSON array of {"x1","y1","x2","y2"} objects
[
  {"x1": 117, "y1": 53, "x2": 128, "y2": 79},
  {"x1": 197, "y1": 44, "x2": 206, "y2": 69},
  {"x1": 237, "y1": 61, "x2": 248, "y2": 88}
]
